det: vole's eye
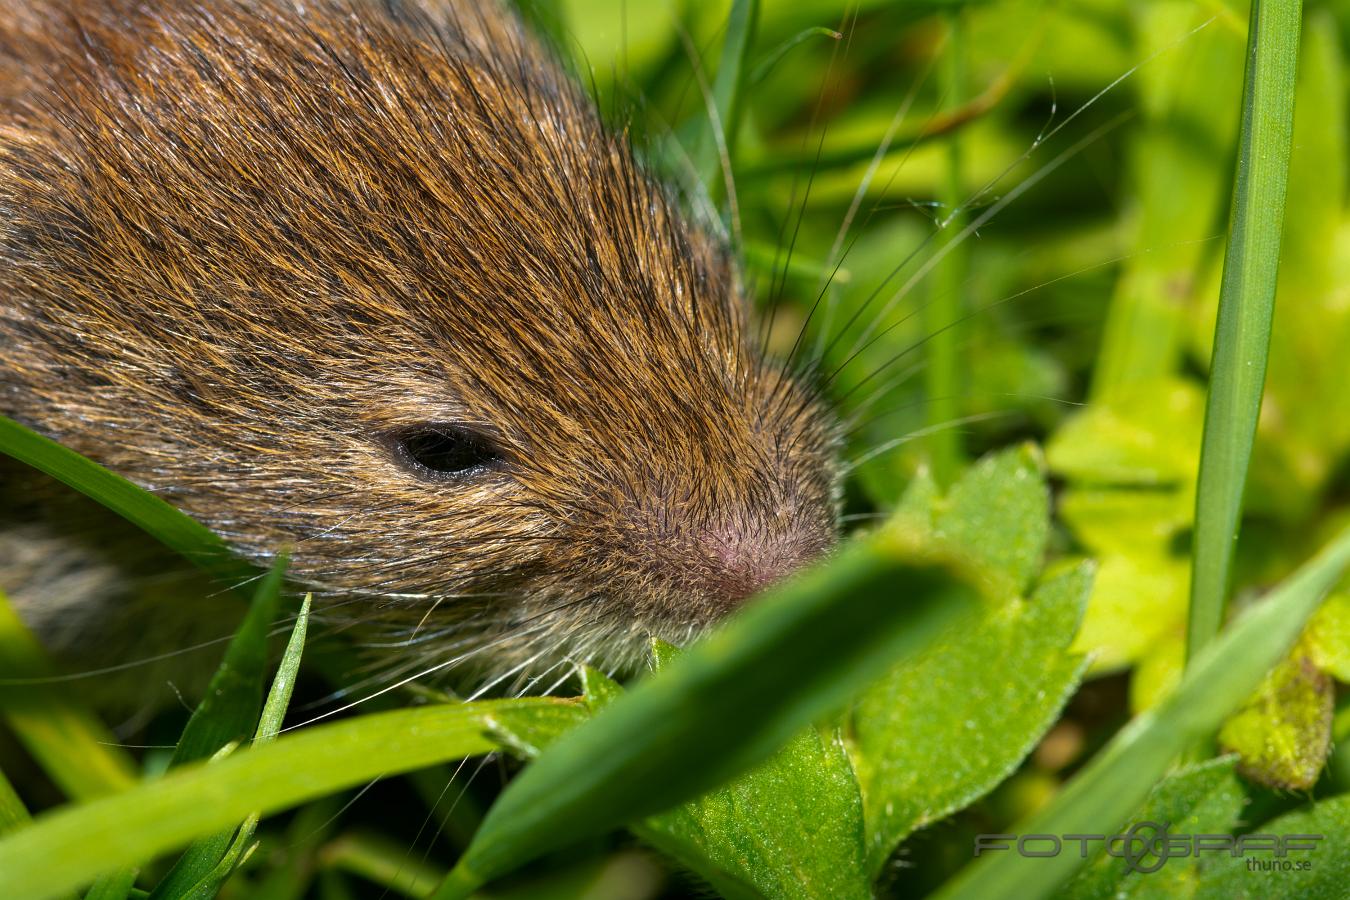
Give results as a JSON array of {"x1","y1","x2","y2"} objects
[{"x1": 387, "y1": 425, "x2": 503, "y2": 480}]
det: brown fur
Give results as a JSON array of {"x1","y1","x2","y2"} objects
[{"x1": 0, "y1": 0, "x2": 839, "y2": 685}]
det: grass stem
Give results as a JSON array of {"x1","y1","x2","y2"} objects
[
  {"x1": 1186, "y1": 0, "x2": 1303, "y2": 665},
  {"x1": 926, "y1": 11, "x2": 969, "y2": 487}
]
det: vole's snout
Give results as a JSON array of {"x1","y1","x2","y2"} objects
[
  {"x1": 618, "y1": 486, "x2": 838, "y2": 626},
  {"x1": 689, "y1": 517, "x2": 833, "y2": 611}
]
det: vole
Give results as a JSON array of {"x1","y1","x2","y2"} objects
[{"x1": 0, "y1": 0, "x2": 840, "y2": 697}]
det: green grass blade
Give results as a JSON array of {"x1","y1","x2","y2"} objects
[
  {"x1": 936, "y1": 520, "x2": 1350, "y2": 900},
  {"x1": 432, "y1": 533, "x2": 981, "y2": 898},
  {"x1": 694, "y1": 0, "x2": 759, "y2": 196},
  {"x1": 0, "y1": 698, "x2": 584, "y2": 900},
  {"x1": 925, "y1": 10, "x2": 970, "y2": 487},
  {"x1": 0, "y1": 415, "x2": 255, "y2": 587},
  {"x1": 0, "y1": 591, "x2": 138, "y2": 799},
  {"x1": 148, "y1": 561, "x2": 294, "y2": 899},
  {"x1": 256, "y1": 593, "x2": 309, "y2": 744},
  {"x1": 1186, "y1": 0, "x2": 1303, "y2": 663},
  {"x1": 0, "y1": 763, "x2": 30, "y2": 835},
  {"x1": 168, "y1": 555, "x2": 289, "y2": 769},
  {"x1": 174, "y1": 594, "x2": 313, "y2": 900},
  {"x1": 321, "y1": 831, "x2": 445, "y2": 898},
  {"x1": 749, "y1": 26, "x2": 841, "y2": 85},
  {"x1": 83, "y1": 871, "x2": 138, "y2": 900}
]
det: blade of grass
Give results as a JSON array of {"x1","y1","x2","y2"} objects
[
  {"x1": 936, "y1": 520, "x2": 1350, "y2": 899},
  {"x1": 925, "y1": 10, "x2": 970, "y2": 488},
  {"x1": 248, "y1": 796, "x2": 344, "y2": 900},
  {"x1": 749, "y1": 26, "x2": 841, "y2": 85},
  {"x1": 83, "y1": 871, "x2": 138, "y2": 900},
  {"x1": 148, "y1": 576, "x2": 300, "y2": 900},
  {"x1": 0, "y1": 591, "x2": 138, "y2": 799},
  {"x1": 693, "y1": 0, "x2": 758, "y2": 206},
  {"x1": 1186, "y1": 0, "x2": 1303, "y2": 663},
  {"x1": 0, "y1": 764, "x2": 29, "y2": 835},
  {"x1": 0, "y1": 415, "x2": 256, "y2": 587},
  {"x1": 320, "y1": 831, "x2": 445, "y2": 898},
  {"x1": 0, "y1": 697, "x2": 585, "y2": 900},
  {"x1": 431, "y1": 530, "x2": 981, "y2": 898},
  {"x1": 168, "y1": 555, "x2": 289, "y2": 769},
  {"x1": 180, "y1": 594, "x2": 312, "y2": 900}
]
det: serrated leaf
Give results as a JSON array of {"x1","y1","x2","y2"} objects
[
  {"x1": 1217, "y1": 654, "x2": 1333, "y2": 790},
  {"x1": 1061, "y1": 758, "x2": 1246, "y2": 900},
  {"x1": 933, "y1": 444, "x2": 1050, "y2": 594},
  {"x1": 637, "y1": 645, "x2": 870, "y2": 900},
  {"x1": 849, "y1": 562, "x2": 1091, "y2": 874},
  {"x1": 1049, "y1": 382, "x2": 1199, "y2": 678},
  {"x1": 1192, "y1": 794, "x2": 1350, "y2": 899},
  {"x1": 936, "y1": 523, "x2": 1350, "y2": 899}
]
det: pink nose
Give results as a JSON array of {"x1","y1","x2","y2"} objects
[{"x1": 690, "y1": 519, "x2": 832, "y2": 608}]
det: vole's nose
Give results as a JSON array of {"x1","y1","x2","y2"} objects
[{"x1": 689, "y1": 517, "x2": 833, "y2": 610}]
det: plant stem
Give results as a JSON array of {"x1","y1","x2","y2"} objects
[
  {"x1": 926, "y1": 10, "x2": 969, "y2": 488},
  {"x1": 1186, "y1": 0, "x2": 1302, "y2": 665}
]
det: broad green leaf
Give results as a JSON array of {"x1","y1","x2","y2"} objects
[
  {"x1": 0, "y1": 698, "x2": 576, "y2": 900},
  {"x1": 1192, "y1": 794, "x2": 1350, "y2": 899},
  {"x1": 845, "y1": 446, "x2": 1083, "y2": 871},
  {"x1": 432, "y1": 529, "x2": 981, "y2": 898},
  {"x1": 1060, "y1": 758, "x2": 1246, "y2": 899},
  {"x1": 1217, "y1": 653, "x2": 1333, "y2": 790},
  {"x1": 629, "y1": 648, "x2": 869, "y2": 900},
  {"x1": 935, "y1": 521, "x2": 1350, "y2": 900},
  {"x1": 639, "y1": 726, "x2": 868, "y2": 900},
  {"x1": 0, "y1": 415, "x2": 254, "y2": 588},
  {"x1": 0, "y1": 591, "x2": 138, "y2": 800},
  {"x1": 1048, "y1": 379, "x2": 1200, "y2": 676},
  {"x1": 850, "y1": 563, "x2": 1090, "y2": 873},
  {"x1": 932, "y1": 443, "x2": 1049, "y2": 594}
]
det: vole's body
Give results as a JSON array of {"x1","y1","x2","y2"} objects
[{"x1": 0, "y1": 0, "x2": 839, "y2": 690}]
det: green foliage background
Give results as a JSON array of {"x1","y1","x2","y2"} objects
[{"x1": 4, "y1": 0, "x2": 1350, "y2": 898}]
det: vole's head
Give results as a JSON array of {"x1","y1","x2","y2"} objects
[{"x1": 0, "y1": 0, "x2": 840, "y2": 675}]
